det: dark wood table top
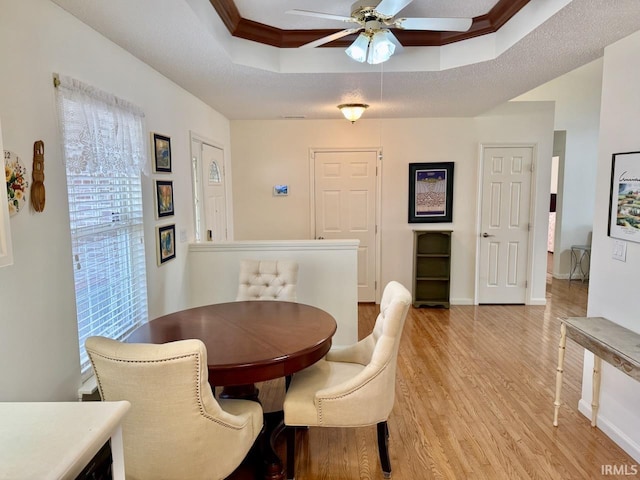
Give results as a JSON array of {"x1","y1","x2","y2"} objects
[{"x1": 127, "y1": 301, "x2": 337, "y2": 386}]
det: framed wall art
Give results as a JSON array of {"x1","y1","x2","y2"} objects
[
  {"x1": 408, "y1": 162, "x2": 454, "y2": 223},
  {"x1": 154, "y1": 180, "x2": 174, "y2": 218},
  {"x1": 608, "y1": 151, "x2": 640, "y2": 243},
  {"x1": 156, "y1": 224, "x2": 176, "y2": 265},
  {"x1": 152, "y1": 133, "x2": 171, "y2": 173},
  {"x1": 273, "y1": 184, "x2": 288, "y2": 196}
]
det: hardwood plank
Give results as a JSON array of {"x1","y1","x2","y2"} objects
[{"x1": 249, "y1": 275, "x2": 636, "y2": 479}]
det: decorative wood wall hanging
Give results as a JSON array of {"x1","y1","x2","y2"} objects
[
  {"x1": 31, "y1": 140, "x2": 45, "y2": 212},
  {"x1": 4, "y1": 150, "x2": 28, "y2": 216}
]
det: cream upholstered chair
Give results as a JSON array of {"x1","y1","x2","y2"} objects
[
  {"x1": 85, "y1": 336, "x2": 263, "y2": 480},
  {"x1": 236, "y1": 259, "x2": 298, "y2": 301},
  {"x1": 283, "y1": 281, "x2": 411, "y2": 479}
]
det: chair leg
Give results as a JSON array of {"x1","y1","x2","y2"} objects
[
  {"x1": 377, "y1": 421, "x2": 391, "y2": 478},
  {"x1": 286, "y1": 426, "x2": 296, "y2": 480}
]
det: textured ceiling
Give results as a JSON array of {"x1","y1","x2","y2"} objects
[{"x1": 50, "y1": 0, "x2": 640, "y2": 120}]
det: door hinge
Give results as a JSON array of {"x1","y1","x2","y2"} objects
[
  {"x1": 375, "y1": 224, "x2": 378, "y2": 234},
  {"x1": 375, "y1": 280, "x2": 377, "y2": 290},
  {"x1": 525, "y1": 280, "x2": 528, "y2": 289},
  {"x1": 378, "y1": 152, "x2": 383, "y2": 161}
]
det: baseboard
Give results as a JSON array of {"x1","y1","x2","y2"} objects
[
  {"x1": 450, "y1": 297, "x2": 474, "y2": 305},
  {"x1": 528, "y1": 297, "x2": 547, "y2": 306},
  {"x1": 578, "y1": 399, "x2": 640, "y2": 463}
]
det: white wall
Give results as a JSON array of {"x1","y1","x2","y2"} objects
[
  {"x1": 513, "y1": 59, "x2": 603, "y2": 277},
  {"x1": 231, "y1": 103, "x2": 554, "y2": 304},
  {"x1": 188, "y1": 240, "x2": 359, "y2": 345},
  {"x1": 582, "y1": 30, "x2": 640, "y2": 462},
  {"x1": 0, "y1": 0, "x2": 230, "y2": 401}
]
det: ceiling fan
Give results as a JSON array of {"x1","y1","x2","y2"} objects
[{"x1": 287, "y1": 0, "x2": 473, "y2": 64}]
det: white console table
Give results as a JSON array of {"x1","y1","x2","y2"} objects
[
  {"x1": 0, "y1": 400, "x2": 130, "y2": 480},
  {"x1": 553, "y1": 317, "x2": 640, "y2": 427}
]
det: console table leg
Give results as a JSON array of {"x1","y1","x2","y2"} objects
[
  {"x1": 553, "y1": 322, "x2": 567, "y2": 426},
  {"x1": 592, "y1": 355, "x2": 602, "y2": 427}
]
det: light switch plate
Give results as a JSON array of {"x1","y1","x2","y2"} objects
[
  {"x1": 180, "y1": 228, "x2": 188, "y2": 243},
  {"x1": 613, "y1": 240, "x2": 627, "y2": 262}
]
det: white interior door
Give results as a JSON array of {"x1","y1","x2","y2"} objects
[
  {"x1": 313, "y1": 150, "x2": 378, "y2": 302},
  {"x1": 200, "y1": 142, "x2": 227, "y2": 242},
  {"x1": 477, "y1": 146, "x2": 533, "y2": 304}
]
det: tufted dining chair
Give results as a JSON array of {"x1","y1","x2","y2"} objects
[
  {"x1": 85, "y1": 336, "x2": 263, "y2": 480},
  {"x1": 236, "y1": 259, "x2": 299, "y2": 302},
  {"x1": 282, "y1": 281, "x2": 411, "y2": 479}
]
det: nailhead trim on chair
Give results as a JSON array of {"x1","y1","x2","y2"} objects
[
  {"x1": 316, "y1": 361, "x2": 390, "y2": 425},
  {"x1": 88, "y1": 350, "x2": 250, "y2": 430}
]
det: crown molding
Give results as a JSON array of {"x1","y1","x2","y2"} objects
[{"x1": 209, "y1": 0, "x2": 531, "y2": 48}]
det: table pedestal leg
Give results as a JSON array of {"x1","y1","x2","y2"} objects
[
  {"x1": 592, "y1": 356, "x2": 602, "y2": 427},
  {"x1": 218, "y1": 383, "x2": 285, "y2": 480},
  {"x1": 261, "y1": 412, "x2": 286, "y2": 480},
  {"x1": 553, "y1": 322, "x2": 567, "y2": 426},
  {"x1": 219, "y1": 384, "x2": 260, "y2": 401}
]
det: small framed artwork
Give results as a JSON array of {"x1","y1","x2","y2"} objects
[
  {"x1": 156, "y1": 224, "x2": 176, "y2": 265},
  {"x1": 273, "y1": 184, "x2": 289, "y2": 196},
  {"x1": 608, "y1": 151, "x2": 640, "y2": 243},
  {"x1": 408, "y1": 162, "x2": 454, "y2": 223},
  {"x1": 154, "y1": 180, "x2": 174, "y2": 218},
  {"x1": 152, "y1": 133, "x2": 171, "y2": 173}
]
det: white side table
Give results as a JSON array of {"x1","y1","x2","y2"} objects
[{"x1": 0, "y1": 400, "x2": 130, "y2": 480}]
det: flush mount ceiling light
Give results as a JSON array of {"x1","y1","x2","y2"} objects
[{"x1": 338, "y1": 103, "x2": 369, "y2": 123}]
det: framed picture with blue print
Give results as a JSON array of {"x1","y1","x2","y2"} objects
[{"x1": 408, "y1": 162, "x2": 454, "y2": 223}]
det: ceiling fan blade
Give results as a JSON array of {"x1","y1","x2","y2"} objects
[
  {"x1": 395, "y1": 17, "x2": 473, "y2": 32},
  {"x1": 300, "y1": 28, "x2": 361, "y2": 48},
  {"x1": 375, "y1": 0, "x2": 414, "y2": 17},
  {"x1": 286, "y1": 9, "x2": 357, "y2": 23}
]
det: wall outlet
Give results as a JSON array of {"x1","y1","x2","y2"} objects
[{"x1": 613, "y1": 240, "x2": 627, "y2": 262}]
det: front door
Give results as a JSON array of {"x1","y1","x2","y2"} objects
[
  {"x1": 477, "y1": 146, "x2": 533, "y2": 304},
  {"x1": 313, "y1": 150, "x2": 378, "y2": 302},
  {"x1": 200, "y1": 142, "x2": 227, "y2": 242}
]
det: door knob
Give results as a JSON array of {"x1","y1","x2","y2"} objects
[
  {"x1": 482, "y1": 232, "x2": 494, "y2": 238},
  {"x1": 317, "y1": 236, "x2": 324, "y2": 240}
]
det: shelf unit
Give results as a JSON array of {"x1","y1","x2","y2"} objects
[{"x1": 412, "y1": 230, "x2": 452, "y2": 308}]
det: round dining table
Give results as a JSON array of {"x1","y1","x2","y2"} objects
[{"x1": 127, "y1": 300, "x2": 337, "y2": 480}]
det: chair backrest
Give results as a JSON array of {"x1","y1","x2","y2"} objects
[
  {"x1": 85, "y1": 336, "x2": 260, "y2": 480},
  {"x1": 236, "y1": 259, "x2": 298, "y2": 301},
  {"x1": 318, "y1": 281, "x2": 412, "y2": 425}
]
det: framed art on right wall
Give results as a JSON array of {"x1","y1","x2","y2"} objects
[
  {"x1": 408, "y1": 162, "x2": 454, "y2": 223},
  {"x1": 608, "y1": 151, "x2": 640, "y2": 243}
]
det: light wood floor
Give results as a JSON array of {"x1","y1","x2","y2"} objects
[{"x1": 256, "y1": 274, "x2": 637, "y2": 479}]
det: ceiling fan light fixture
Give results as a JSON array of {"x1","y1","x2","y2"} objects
[
  {"x1": 345, "y1": 32, "x2": 371, "y2": 63},
  {"x1": 338, "y1": 103, "x2": 369, "y2": 123},
  {"x1": 367, "y1": 30, "x2": 396, "y2": 64}
]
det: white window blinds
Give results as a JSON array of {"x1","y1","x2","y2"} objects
[{"x1": 55, "y1": 75, "x2": 149, "y2": 378}]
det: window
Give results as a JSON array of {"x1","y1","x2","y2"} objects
[
  {"x1": 55, "y1": 75, "x2": 149, "y2": 378},
  {"x1": 208, "y1": 159, "x2": 221, "y2": 184}
]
